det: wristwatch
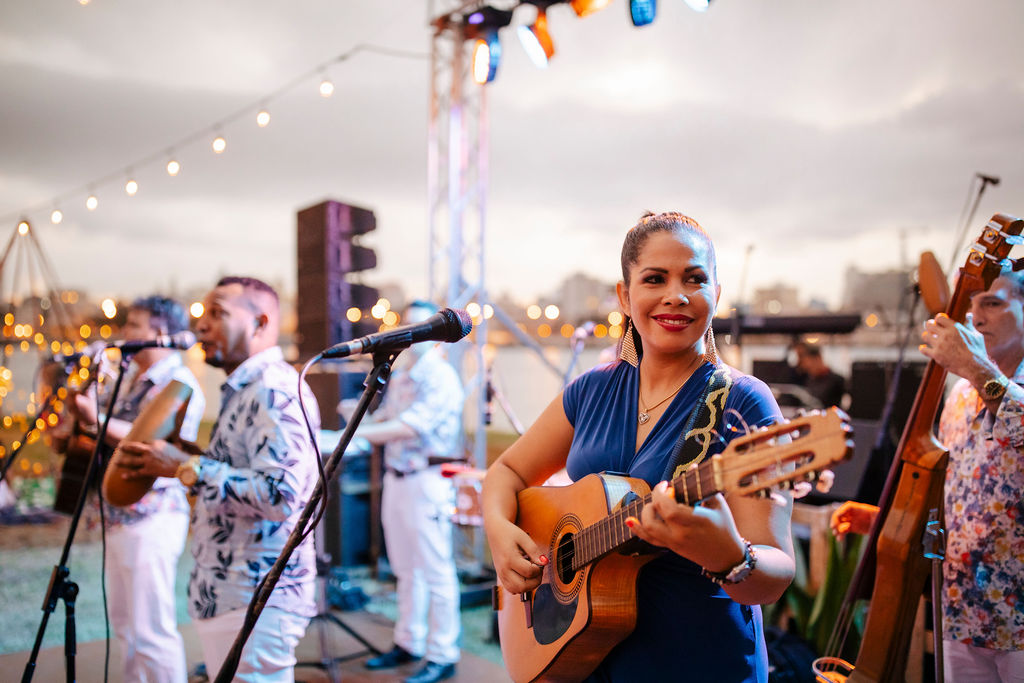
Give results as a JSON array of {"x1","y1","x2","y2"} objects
[
  {"x1": 703, "y1": 539, "x2": 757, "y2": 586},
  {"x1": 175, "y1": 455, "x2": 202, "y2": 488},
  {"x1": 980, "y1": 375, "x2": 1009, "y2": 402}
]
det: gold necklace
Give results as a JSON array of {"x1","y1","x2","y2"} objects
[{"x1": 638, "y1": 381, "x2": 686, "y2": 425}]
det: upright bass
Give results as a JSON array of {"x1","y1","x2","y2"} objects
[{"x1": 816, "y1": 213, "x2": 1023, "y2": 682}]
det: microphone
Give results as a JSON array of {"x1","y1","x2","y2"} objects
[
  {"x1": 977, "y1": 173, "x2": 1001, "y2": 186},
  {"x1": 49, "y1": 340, "x2": 106, "y2": 365},
  {"x1": 321, "y1": 308, "x2": 472, "y2": 360},
  {"x1": 108, "y1": 330, "x2": 197, "y2": 354},
  {"x1": 572, "y1": 321, "x2": 596, "y2": 342}
]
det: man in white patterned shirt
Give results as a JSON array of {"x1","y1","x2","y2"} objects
[
  {"x1": 117, "y1": 276, "x2": 319, "y2": 682},
  {"x1": 345, "y1": 300, "x2": 465, "y2": 683},
  {"x1": 64, "y1": 295, "x2": 204, "y2": 683}
]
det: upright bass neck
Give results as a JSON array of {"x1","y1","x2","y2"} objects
[{"x1": 825, "y1": 213, "x2": 1023, "y2": 683}]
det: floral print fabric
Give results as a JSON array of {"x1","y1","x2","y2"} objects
[
  {"x1": 187, "y1": 346, "x2": 319, "y2": 620},
  {"x1": 939, "y1": 360, "x2": 1024, "y2": 650}
]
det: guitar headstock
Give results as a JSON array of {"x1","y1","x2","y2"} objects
[
  {"x1": 711, "y1": 407, "x2": 854, "y2": 498},
  {"x1": 957, "y1": 214, "x2": 1024, "y2": 317}
]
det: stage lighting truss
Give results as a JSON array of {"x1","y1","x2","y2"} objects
[{"x1": 460, "y1": 0, "x2": 712, "y2": 85}]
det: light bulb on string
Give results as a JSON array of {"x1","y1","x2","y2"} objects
[
  {"x1": 50, "y1": 209, "x2": 63, "y2": 225},
  {"x1": 166, "y1": 158, "x2": 181, "y2": 176},
  {"x1": 125, "y1": 178, "x2": 139, "y2": 196},
  {"x1": 256, "y1": 109, "x2": 271, "y2": 127},
  {"x1": 212, "y1": 135, "x2": 227, "y2": 154},
  {"x1": 17, "y1": 221, "x2": 29, "y2": 236},
  {"x1": 86, "y1": 194, "x2": 98, "y2": 211},
  {"x1": 319, "y1": 77, "x2": 334, "y2": 97}
]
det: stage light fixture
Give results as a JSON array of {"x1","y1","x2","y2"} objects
[
  {"x1": 570, "y1": 0, "x2": 612, "y2": 17},
  {"x1": 465, "y1": 6, "x2": 513, "y2": 84},
  {"x1": 518, "y1": 7, "x2": 555, "y2": 68},
  {"x1": 472, "y1": 35, "x2": 501, "y2": 84},
  {"x1": 683, "y1": 0, "x2": 711, "y2": 11},
  {"x1": 630, "y1": 0, "x2": 657, "y2": 26}
]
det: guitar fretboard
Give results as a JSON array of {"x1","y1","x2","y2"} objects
[{"x1": 568, "y1": 459, "x2": 720, "y2": 572}]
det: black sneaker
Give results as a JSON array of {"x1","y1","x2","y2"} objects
[
  {"x1": 404, "y1": 660, "x2": 456, "y2": 683},
  {"x1": 364, "y1": 644, "x2": 421, "y2": 670}
]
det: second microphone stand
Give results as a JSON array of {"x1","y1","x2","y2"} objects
[
  {"x1": 214, "y1": 347, "x2": 402, "y2": 683},
  {"x1": 20, "y1": 353, "x2": 132, "y2": 683}
]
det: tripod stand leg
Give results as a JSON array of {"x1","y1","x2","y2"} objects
[{"x1": 63, "y1": 581, "x2": 79, "y2": 683}]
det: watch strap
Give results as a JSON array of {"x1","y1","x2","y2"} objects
[{"x1": 703, "y1": 538, "x2": 757, "y2": 586}]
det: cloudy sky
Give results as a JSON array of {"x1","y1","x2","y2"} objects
[{"x1": 1, "y1": 0, "x2": 1022, "y2": 311}]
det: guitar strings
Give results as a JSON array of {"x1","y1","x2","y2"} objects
[{"x1": 552, "y1": 422, "x2": 843, "y2": 572}]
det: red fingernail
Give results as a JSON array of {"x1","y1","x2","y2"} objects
[
  {"x1": 538, "y1": 555, "x2": 549, "y2": 565},
  {"x1": 625, "y1": 517, "x2": 636, "y2": 528}
]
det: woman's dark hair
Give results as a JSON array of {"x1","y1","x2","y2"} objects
[
  {"x1": 620, "y1": 211, "x2": 717, "y2": 285},
  {"x1": 617, "y1": 212, "x2": 718, "y2": 363},
  {"x1": 130, "y1": 296, "x2": 188, "y2": 335}
]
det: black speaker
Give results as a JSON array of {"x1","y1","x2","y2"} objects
[
  {"x1": 848, "y1": 360, "x2": 927, "y2": 425},
  {"x1": 296, "y1": 200, "x2": 378, "y2": 429},
  {"x1": 321, "y1": 450, "x2": 374, "y2": 568}
]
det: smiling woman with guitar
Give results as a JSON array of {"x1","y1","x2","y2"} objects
[{"x1": 483, "y1": 212, "x2": 834, "y2": 683}]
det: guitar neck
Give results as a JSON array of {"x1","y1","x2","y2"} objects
[{"x1": 571, "y1": 461, "x2": 720, "y2": 572}]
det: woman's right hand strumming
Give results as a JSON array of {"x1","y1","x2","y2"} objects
[{"x1": 486, "y1": 516, "x2": 549, "y2": 595}]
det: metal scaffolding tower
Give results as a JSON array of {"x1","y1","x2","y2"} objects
[{"x1": 427, "y1": 1, "x2": 491, "y2": 470}]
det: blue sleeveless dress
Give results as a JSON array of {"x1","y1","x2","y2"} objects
[{"x1": 563, "y1": 360, "x2": 782, "y2": 683}]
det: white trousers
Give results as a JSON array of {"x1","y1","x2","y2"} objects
[
  {"x1": 382, "y1": 468, "x2": 460, "y2": 664},
  {"x1": 106, "y1": 511, "x2": 189, "y2": 683},
  {"x1": 944, "y1": 640, "x2": 1024, "y2": 682},
  {"x1": 193, "y1": 606, "x2": 310, "y2": 683}
]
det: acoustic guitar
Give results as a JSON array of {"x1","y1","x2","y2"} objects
[
  {"x1": 47, "y1": 355, "x2": 109, "y2": 515},
  {"x1": 102, "y1": 379, "x2": 194, "y2": 507},
  {"x1": 494, "y1": 408, "x2": 854, "y2": 683}
]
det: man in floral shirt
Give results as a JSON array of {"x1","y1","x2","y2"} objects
[
  {"x1": 833, "y1": 267, "x2": 1024, "y2": 679},
  {"x1": 65, "y1": 295, "x2": 204, "y2": 683},
  {"x1": 117, "y1": 276, "x2": 319, "y2": 682},
  {"x1": 924, "y1": 268, "x2": 1024, "y2": 678}
]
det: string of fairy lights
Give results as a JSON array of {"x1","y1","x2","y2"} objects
[
  {"x1": 1, "y1": 4, "x2": 703, "y2": 480},
  {"x1": 2, "y1": 43, "x2": 429, "y2": 229},
  {"x1": 0, "y1": 43, "x2": 433, "y2": 477}
]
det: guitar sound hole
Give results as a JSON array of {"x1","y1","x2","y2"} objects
[{"x1": 555, "y1": 533, "x2": 577, "y2": 584}]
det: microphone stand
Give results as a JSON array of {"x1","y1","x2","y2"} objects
[
  {"x1": 562, "y1": 333, "x2": 587, "y2": 386},
  {"x1": 214, "y1": 347, "x2": 402, "y2": 683},
  {"x1": 20, "y1": 354, "x2": 132, "y2": 683}
]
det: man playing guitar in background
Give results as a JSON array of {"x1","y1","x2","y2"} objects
[{"x1": 56, "y1": 295, "x2": 204, "y2": 683}]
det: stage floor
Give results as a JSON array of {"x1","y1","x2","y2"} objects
[{"x1": 0, "y1": 606, "x2": 508, "y2": 682}]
